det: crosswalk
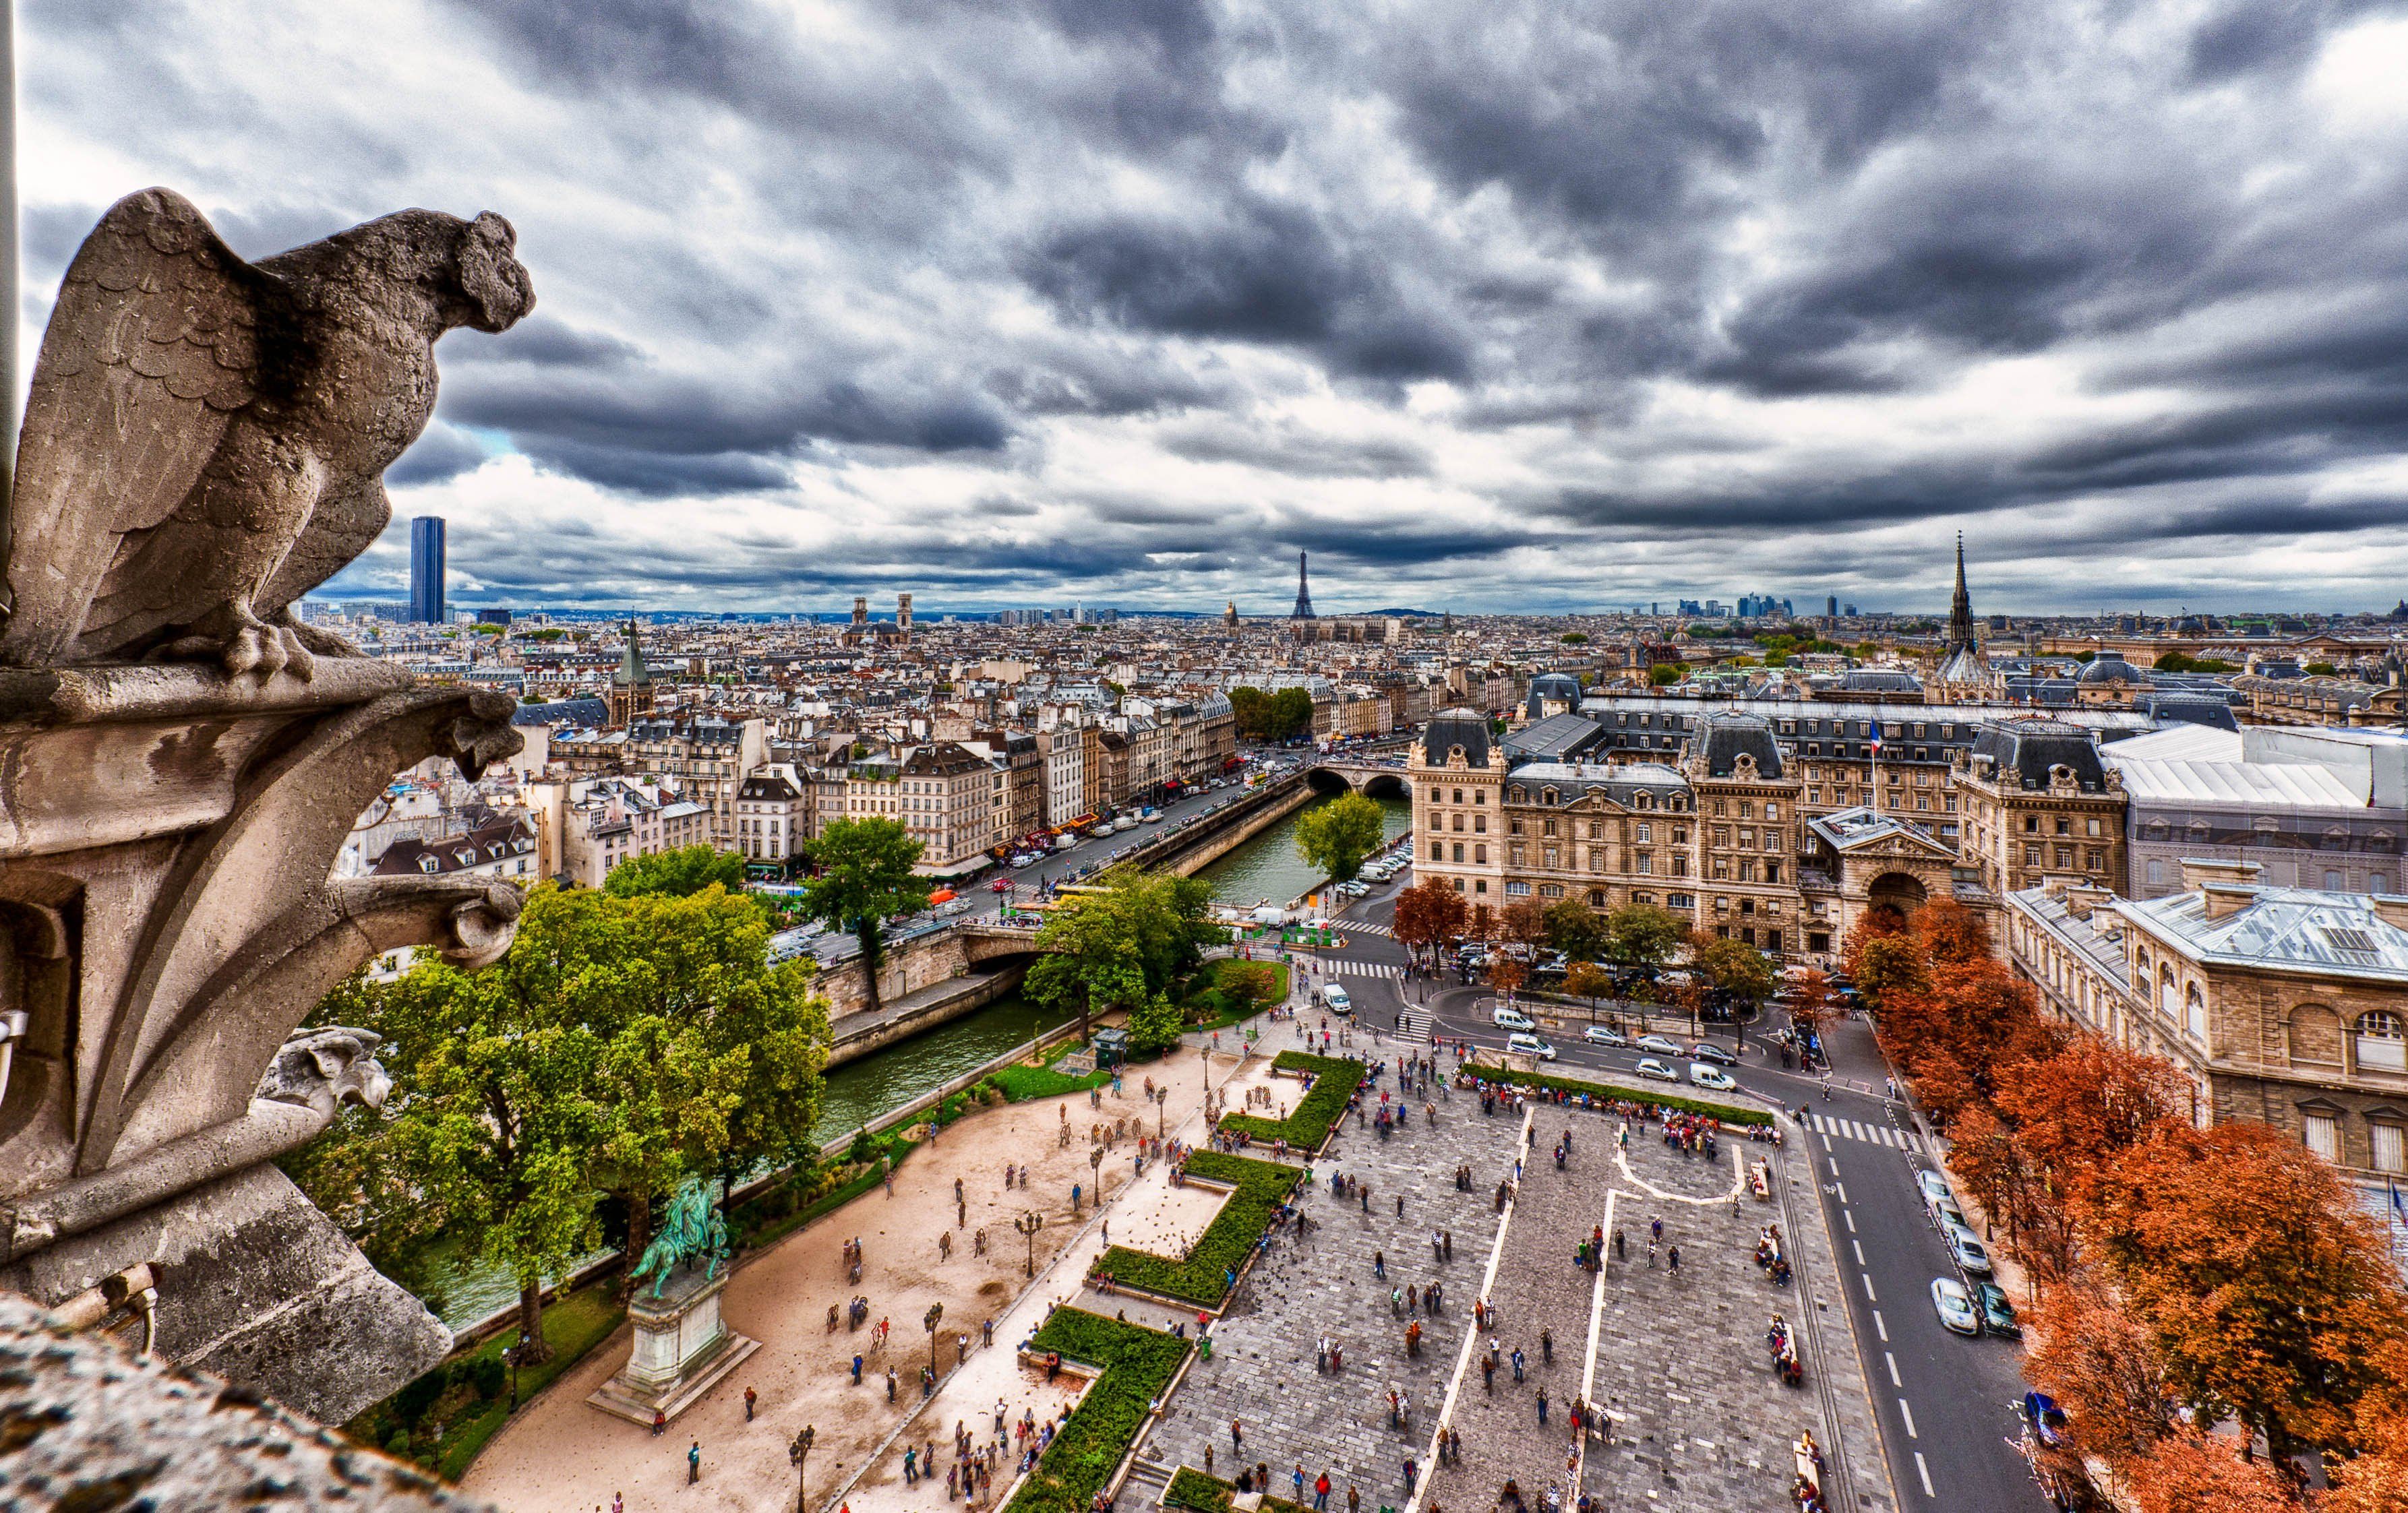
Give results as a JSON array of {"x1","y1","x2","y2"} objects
[
  {"x1": 1328, "y1": 919, "x2": 1388, "y2": 936},
  {"x1": 1809, "y1": 1113, "x2": 1925, "y2": 1153},
  {"x1": 1326, "y1": 962, "x2": 1402, "y2": 982}
]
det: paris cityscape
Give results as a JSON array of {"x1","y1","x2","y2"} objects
[{"x1": 10, "y1": 5, "x2": 2408, "y2": 1513}]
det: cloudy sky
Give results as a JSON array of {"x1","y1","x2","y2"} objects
[{"x1": 22, "y1": 0, "x2": 2408, "y2": 615}]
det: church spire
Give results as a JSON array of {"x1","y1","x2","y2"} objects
[{"x1": 1946, "y1": 532, "x2": 1975, "y2": 652}]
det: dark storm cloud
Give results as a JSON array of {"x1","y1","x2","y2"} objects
[{"x1": 29, "y1": 0, "x2": 2408, "y2": 610}]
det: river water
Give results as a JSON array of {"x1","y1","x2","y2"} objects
[
  {"x1": 413, "y1": 789, "x2": 1413, "y2": 1330},
  {"x1": 1193, "y1": 790, "x2": 1413, "y2": 907}
]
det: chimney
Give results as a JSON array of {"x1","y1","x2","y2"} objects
[
  {"x1": 2064, "y1": 883, "x2": 2114, "y2": 921},
  {"x1": 2200, "y1": 882, "x2": 2258, "y2": 922},
  {"x1": 2180, "y1": 856, "x2": 2262, "y2": 892},
  {"x1": 2371, "y1": 894, "x2": 2408, "y2": 933}
]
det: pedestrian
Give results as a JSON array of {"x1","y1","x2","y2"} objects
[
  {"x1": 744, "y1": 1384, "x2": 756, "y2": 1421},
  {"x1": 1511, "y1": 1345, "x2": 1525, "y2": 1383},
  {"x1": 1540, "y1": 1327, "x2": 1553, "y2": 1365},
  {"x1": 1537, "y1": 1390, "x2": 1548, "y2": 1425},
  {"x1": 1651, "y1": 1216, "x2": 1662, "y2": 1243},
  {"x1": 1614, "y1": 1228, "x2": 1626, "y2": 1260},
  {"x1": 1348, "y1": 1484, "x2": 1360, "y2": 1513},
  {"x1": 1294, "y1": 1464, "x2": 1306, "y2": 1501},
  {"x1": 1395, "y1": 1194, "x2": 1405, "y2": 1218},
  {"x1": 983, "y1": 1317, "x2": 994, "y2": 1347},
  {"x1": 958, "y1": 1332, "x2": 969, "y2": 1363},
  {"x1": 1315, "y1": 1471, "x2": 1332, "y2": 1511},
  {"x1": 1232, "y1": 1419, "x2": 1244, "y2": 1450},
  {"x1": 1482, "y1": 1354, "x2": 1495, "y2": 1392},
  {"x1": 1373, "y1": 1249, "x2": 1385, "y2": 1280},
  {"x1": 904, "y1": 1446, "x2": 919, "y2": 1485},
  {"x1": 887, "y1": 1365, "x2": 898, "y2": 1401},
  {"x1": 1668, "y1": 1244, "x2": 1682, "y2": 1276},
  {"x1": 852, "y1": 1353, "x2": 864, "y2": 1384},
  {"x1": 1403, "y1": 1456, "x2": 1418, "y2": 1494},
  {"x1": 688, "y1": 1440, "x2": 701, "y2": 1485},
  {"x1": 651, "y1": 1408, "x2": 665, "y2": 1437}
]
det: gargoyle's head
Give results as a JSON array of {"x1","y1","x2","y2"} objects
[{"x1": 453, "y1": 212, "x2": 535, "y2": 334}]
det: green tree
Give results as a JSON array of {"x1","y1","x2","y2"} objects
[
  {"x1": 1126, "y1": 992, "x2": 1185, "y2": 1055},
  {"x1": 1294, "y1": 792, "x2": 1386, "y2": 883},
  {"x1": 1691, "y1": 933, "x2": 1777, "y2": 1028},
  {"x1": 1603, "y1": 902, "x2": 1687, "y2": 972},
  {"x1": 1025, "y1": 869, "x2": 1224, "y2": 1043},
  {"x1": 801, "y1": 817, "x2": 930, "y2": 1012},
  {"x1": 1648, "y1": 663, "x2": 1683, "y2": 685},
  {"x1": 1217, "y1": 961, "x2": 1283, "y2": 1021},
  {"x1": 604, "y1": 842, "x2": 748, "y2": 899},
  {"x1": 1560, "y1": 631, "x2": 1590, "y2": 645},
  {"x1": 1540, "y1": 900, "x2": 1608, "y2": 961}
]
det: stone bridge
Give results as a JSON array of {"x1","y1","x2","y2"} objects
[{"x1": 1304, "y1": 759, "x2": 1413, "y2": 799}]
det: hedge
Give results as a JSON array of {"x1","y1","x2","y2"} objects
[
  {"x1": 1464, "y1": 1063, "x2": 1772, "y2": 1127},
  {"x1": 1215, "y1": 1052, "x2": 1366, "y2": 1150},
  {"x1": 1006, "y1": 1309, "x2": 1191, "y2": 1513},
  {"x1": 992, "y1": 1063, "x2": 1112, "y2": 1102},
  {"x1": 1087, "y1": 1150, "x2": 1297, "y2": 1307},
  {"x1": 1166, "y1": 1467, "x2": 1308, "y2": 1513}
]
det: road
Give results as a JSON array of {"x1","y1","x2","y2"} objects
[
  {"x1": 1312, "y1": 875, "x2": 2049, "y2": 1513},
  {"x1": 789, "y1": 746, "x2": 1319, "y2": 966}
]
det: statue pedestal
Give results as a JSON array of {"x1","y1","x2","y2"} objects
[{"x1": 586, "y1": 1265, "x2": 758, "y2": 1426}]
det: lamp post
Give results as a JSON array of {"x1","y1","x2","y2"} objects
[
  {"x1": 925, "y1": 1303, "x2": 945, "y2": 1381},
  {"x1": 1089, "y1": 1145, "x2": 1104, "y2": 1206},
  {"x1": 788, "y1": 1425, "x2": 814, "y2": 1513},
  {"x1": 505, "y1": 1338, "x2": 523, "y2": 1411},
  {"x1": 1017, "y1": 1210, "x2": 1044, "y2": 1277},
  {"x1": 1153, "y1": 1084, "x2": 1169, "y2": 1139}
]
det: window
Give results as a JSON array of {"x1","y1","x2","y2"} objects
[
  {"x1": 2325, "y1": 869, "x2": 2346, "y2": 891},
  {"x1": 1474, "y1": 844, "x2": 1488, "y2": 863},
  {"x1": 1636, "y1": 823, "x2": 1652, "y2": 844},
  {"x1": 1808, "y1": 931, "x2": 1830, "y2": 954},
  {"x1": 1451, "y1": 842, "x2": 1464, "y2": 863},
  {"x1": 2147, "y1": 859, "x2": 2165, "y2": 886},
  {"x1": 2374, "y1": 1122, "x2": 2406, "y2": 1175},
  {"x1": 1540, "y1": 884, "x2": 1563, "y2": 899},
  {"x1": 1667, "y1": 892, "x2": 1696, "y2": 909},
  {"x1": 2186, "y1": 985, "x2": 2206, "y2": 1040},
  {"x1": 1766, "y1": 929, "x2": 1782, "y2": 952},
  {"x1": 1431, "y1": 840, "x2": 1443, "y2": 861},
  {"x1": 1505, "y1": 880, "x2": 1531, "y2": 897},
  {"x1": 1474, "y1": 815, "x2": 1487, "y2": 834},
  {"x1": 2357, "y1": 1010, "x2": 2407, "y2": 1073},
  {"x1": 2304, "y1": 1111, "x2": 2341, "y2": 1163}
]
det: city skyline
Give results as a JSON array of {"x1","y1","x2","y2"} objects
[{"x1": 23, "y1": 1, "x2": 2408, "y2": 615}]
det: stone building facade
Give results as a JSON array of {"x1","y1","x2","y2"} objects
[{"x1": 2006, "y1": 861, "x2": 2408, "y2": 1181}]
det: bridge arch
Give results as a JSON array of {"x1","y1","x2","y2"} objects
[
  {"x1": 1306, "y1": 765, "x2": 1412, "y2": 799},
  {"x1": 1306, "y1": 768, "x2": 1355, "y2": 796}
]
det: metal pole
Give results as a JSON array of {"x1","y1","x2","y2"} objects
[{"x1": 0, "y1": 0, "x2": 19, "y2": 612}]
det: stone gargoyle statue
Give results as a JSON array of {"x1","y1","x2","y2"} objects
[
  {"x1": 0, "y1": 188, "x2": 541, "y2": 1425},
  {"x1": 0, "y1": 186, "x2": 535, "y2": 680}
]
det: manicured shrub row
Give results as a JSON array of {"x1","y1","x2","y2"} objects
[
  {"x1": 1466, "y1": 1064, "x2": 1772, "y2": 1127},
  {"x1": 1215, "y1": 1051, "x2": 1366, "y2": 1149},
  {"x1": 1164, "y1": 1467, "x2": 1306, "y2": 1513},
  {"x1": 1087, "y1": 1150, "x2": 1298, "y2": 1307},
  {"x1": 990, "y1": 1063, "x2": 1112, "y2": 1102},
  {"x1": 1006, "y1": 1309, "x2": 1191, "y2": 1513}
]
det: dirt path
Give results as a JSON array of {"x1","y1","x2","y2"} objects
[{"x1": 461, "y1": 1047, "x2": 1252, "y2": 1513}]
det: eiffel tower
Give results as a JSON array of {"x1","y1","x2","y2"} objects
[{"x1": 1292, "y1": 551, "x2": 1317, "y2": 619}]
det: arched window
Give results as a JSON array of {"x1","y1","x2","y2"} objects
[
  {"x1": 2160, "y1": 965, "x2": 2179, "y2": 1020},
  {"x1": 2185, "y1": 983, "x2": 2206, "y2": 1040},
  {"x1": 2287, "y1": 1002, "x2": 2343, "y2": 1067},
  {"x1": 1588, "y1": 890, "x2": 1607, "y2": 906},
  {"x1": 1509, "y1": 786, "x2": 1526, "y2": 803},
  {"x1": 2132, "y1": 950, "x2": 2152, "y2": 999},
  {"x1": 1474, "y1": 843, "x2": 1488, "y2": 864},
  {"x1": 2356, "y1": 1010, "x2": 2407, "y2": 1074}
]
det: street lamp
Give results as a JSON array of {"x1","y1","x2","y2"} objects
[
  {"x1": 1153, "y1": 1085, "x2": 1169, "y2": 1139},
  {"x1": 1088, "y1": 1146, "x2": 1104, "y2": 1207},
  {"x1": 1016, "y1": 1210, "x2": 1044, "y2": 1276},
  {"x1": 925, "y1": 1303, "x2": 946, "y2": 1381},
  {"x1": 504, "y1": 1338, "x2": 524, "y2": 1411},
  {"x1": 788, "y1": 1425, "x2": 815, "y2": 1513}
]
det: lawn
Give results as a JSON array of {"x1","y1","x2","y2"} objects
[
  {"x1": 1006, "y1": 1309, "x2": 1191, "y2": 1513},
  {"x1": 991, "y1": 1061, "x2": 1113, "y2": 1101},
  {"x1": 1087, "y1": 1150, "x2": 1298, "y2": 1307},
  {"x1": 1166, "y1": 1466, "x2": 1309, "y2": 1512},
  {"x1": 1176, "y1": 959, "x2": 1290, "y2": 1033},
  {"x1": 1213, "y1": 1051, "x2": 1366, "y2": 1150}
]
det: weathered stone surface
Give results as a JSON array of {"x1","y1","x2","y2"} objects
[
  {"x1": 0, "y1": 1290, "x2": 485, "y2": 1510},
  {"x1": 0, "y1": 188, "x2": 535, "y2": 1425}
]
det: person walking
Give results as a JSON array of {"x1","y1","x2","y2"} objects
[
  {"x1": 687, "y1": 1440, "x2": 701, "y2": 1485},
  {"x1": 1348, "y1": 1483, "x2": 1360, "y2": 1513},
  {"x1": 1315, "y1": 1471, "x2": 1332, "y2": 1510},
  {"x1": 1540, "y1": 1327, "x2": 1553, "y2": 1365},
  {"x1": 1668, "y1": 1244, "x2": 1683, "y2": 1276},
  {"x1": 1536, "y1": 1390, "x2": 1548, "y2": 1425},
  {"x1": 744, "y1": 1384, "x2": 756, "y2": 1421},
  {"x1": 1232, "y1": 1419, "x2": 1244, "y2": 1451},
  {"x1": 1511, "y1": 1345, "x2": 1525, "y2": 1383}
]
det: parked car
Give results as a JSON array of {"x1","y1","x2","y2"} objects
[
  {"x1": 1945, "y1": 1227, "x2": 1994, "y2": 1277},
  {"x1": 1583, "y1": 1026, "x2": 1628, "y2": 1047},
  {"x1": 1635, "y1": 1059, "x2": 1679, "y2": 1082},
  {"x1": 1931, "y1": 1277, "x2": 1982, "y2": 1336},
  {"x1": 1493, "y1": 1007, "x2": 1536, "y2": 1030},
  {"x1": 1689, "y1": 1043, "x2": 1739, "y2": 1067},
  {"x1": 1507, "y1": 1032, "x2": 1558, "y2": 1061},
  {"x1": 1636, "y1": 1034, "x2": 1684, "y2": 1056},
  {"x1": 1913, "y1": 1169, "x2": 1954, "y2": 1206},
  {"x1": 1926, "y1": 1193, "x2": 1969, "y2": 1235},
  {"x1": 1973, "y1": 1280, "x2": 2020, "y2": 1337},
  {"x1": 1689, "y1": 1064, "x2": 1738, "y2": 1091}
]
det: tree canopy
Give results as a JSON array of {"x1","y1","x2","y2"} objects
[
  {"x1": 1390, "y1": 879, "x2": 1468, "y2": 962},
  {"x1": 1602, "y1": 902, "x2": 1687, "y2": 970},
  {"x1": 1294, "y1": 792, "x2": 1387, "y2": 883},
  {"x1": 288, "y1": 884, "x2": 828, "y2": 1356},
  {"x1": 604, "y1": 842, "x2": 749, "y2": 898},
  {"x1": 1228, "y1": 685, "x2": 1317, "y2": 741},
  {"x1": 801, "y1": 817, "x2": 930, "y2": 1010},
  {"x1": 1540, "y1": 899, "x2": 1607, "y2": 961},
  {"x1": 1025, "y1": 868, "x2": 1224, "y2": 1042}
]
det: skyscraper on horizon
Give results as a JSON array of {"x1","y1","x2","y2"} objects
[
  {"x1": 409, "y1": 516, "x2": 446, "y2": 625},
  {"x1": 1291, "y1": 551, "x2": 1316, "y2": 619}
]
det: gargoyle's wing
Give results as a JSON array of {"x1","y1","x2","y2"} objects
[
  {"x1": 0, "y1": 187, "x2": 264, "y2": 666},
  {"x1": 255, "y1": 470, "x2": 390, "y2": 622}
]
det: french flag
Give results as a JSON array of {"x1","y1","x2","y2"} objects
[{"x1": 1868, "y1": 718, "x2": 1883, "y2": 755}]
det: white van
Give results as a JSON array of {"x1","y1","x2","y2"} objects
[
  {"x1": 1507, "y1": 1032, "x2": 1557, "y2": 1061},
  {"x1": 1316, "y1": 983, "x2": 1354, "y2": 1016},
  {"x1": 1492, "y1": 1006, "x2": 1535, "y2": 1031}
]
